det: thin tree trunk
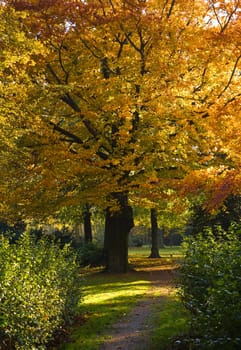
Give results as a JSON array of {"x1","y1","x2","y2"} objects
[
  {"x1": 84, "y1": 204, "x2": 92, "y2": 243},
  {"x1": 160, "y1": 227, "x2": 165, "y2": 249},
  {"x1": 104, "y1": 192, "x2": 134, "y2": 273},
  {"x1": 149, "y1": 208, "x2": 160, "y2": 258}
]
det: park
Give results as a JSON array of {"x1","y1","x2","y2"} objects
[{"x1": 1, "y1": 0, "x2": 241, "y2": 349}]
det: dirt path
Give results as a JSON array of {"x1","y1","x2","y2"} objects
[{"x1": 99, "y1": 265, "x2": 175, "y2": 350}]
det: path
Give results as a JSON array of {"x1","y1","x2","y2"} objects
[{"x1": 99, "y1": 265, "x2": 175, "y2": 350}]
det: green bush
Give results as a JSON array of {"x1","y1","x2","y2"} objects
[
  {"x1": 178, "y1": 227, "x2": 241, "y2": 349},
  {"x1": 0, "y1": 232, "x2": 81, "y2": 349},
  {"x1": 78, "y1": 242, "x2": 106, "y2": 267}
]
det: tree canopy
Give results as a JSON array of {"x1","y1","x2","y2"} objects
[
  {"x1": 1, "y1": 0, "x2": 241, "y2": 270},
  {"x1": 2, "y1": 0, "x2": 240, "y2": 215}
]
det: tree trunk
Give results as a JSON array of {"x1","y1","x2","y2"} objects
[
  {"x1": 149, "y1": 208, "x2": 160, "y2": 258},
  {"x1": 84, "y1": 204, "x2": 92, "y2": 243},
  {"x1": 159, "y1": 227, "x2": 165, "y2": 248},
  {"x1": 104, "y1": 192, "x2": 134, "y2": 273}
]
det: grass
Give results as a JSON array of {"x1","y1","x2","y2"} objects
[
  {"x1": 60, "y1": 272, "x2": 151, "y2": 350},
  {"x1": 129, "y1": 245, "x2": 184, "y2": 258},
  {"x1": 58, "y1": 246, "x2": 188, "y2": 350},
  {"x1": 129, "y1": 245, "x2": 184, "y2": 270},
  {"x1": 149, "y1": 293, "x2": 190, "y2": 349}
]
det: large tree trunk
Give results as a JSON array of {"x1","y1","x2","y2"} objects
[
  {"x1": 104, "y1": 192, "x2": 134, "y2": 273},
  {"x1": 149, "y1": 208, "x2": 160, "y2": 258},
  {"x1": 83, "y1": 204, "x2": 92, "y2": 243}
]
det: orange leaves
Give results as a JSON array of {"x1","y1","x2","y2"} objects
[
  {"x1": 179, "y1": 165, "x2": 241, "y2": 212},
  {"x1": 2, "y1": 0, "x2": 241, "y2": 220}
]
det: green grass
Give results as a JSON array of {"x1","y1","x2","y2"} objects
[
  {"x1": 59, "y1": 248, "x2": 187, "y2": 350},
  {"x1": 149, "y1": 293, "x2": 190, "y2": 350},
  {"x1": 129, "y1": 246, "x2": 184, "y2": 269},
  {"x1": 128, "y1": 245, "x2": 184, "y2": 258},
  {"x1": 60, "y1": 272, "x2": 151, "y2": 350}
]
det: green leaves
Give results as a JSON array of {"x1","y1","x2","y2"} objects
[
  {"x1": 179, "y1": 228, "x2": 241, "y2": 349},
  {"x1": 0, "y1": 232, "x2": 81, "y2": 349}
]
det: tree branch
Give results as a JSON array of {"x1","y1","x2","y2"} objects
[
  {"x1": 49, "y1": 121, "x2": 109, "y2": 160},
  {"x1": 46, "y1": 63, "x2": 99, "y2": 139},
  {"x1": 218, "y1": 54, "x2": 241, "y2": 98},
  {"x1": 58, "y1": 42, "x2": 69, "y2": 84},
  {"x1": 49, "y1": 121, "x2": 84, "y2": 145},
  {"x1": 167, "y1": 0, "x2": 176, "y2": 18}
]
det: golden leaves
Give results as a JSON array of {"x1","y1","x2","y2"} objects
[{"x1": 2, "y1": 0, "x2": 241, "y2": 219}]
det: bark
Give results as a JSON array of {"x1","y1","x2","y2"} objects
[
  {"x1": 83, "y1": 204, "x2": 92, "y2": 243},
  {"x1": 104, "y1": 192, "x2": 134, "y2": 273},
  {"x1": 149, "y1": 208, "x2": 160, "y2": 258},
  {"x1": 159, "y1": 227, "x2": 165, "y2": 249}
]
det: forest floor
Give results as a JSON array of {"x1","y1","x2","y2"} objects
[{"x1": 99, "y1": 263, "x2": 176, "y2": 350}]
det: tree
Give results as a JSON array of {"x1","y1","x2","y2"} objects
[
  {"x1": 56, "y1": 204, "x2": 93, "y2": 243},
  {"x1": 0, "y1": 4, "x2": 46, "y2": 221},
  {"x1": 140, "y1": 194, "x2": 189, "y2": 257},
  {"x1": 189, "y1": 194, "x2": 241, "y2": 235},
  {"x1": 83, "y1": 204, "x2": 93, "y2": 243},
  {"x1": 176, "y1": 0, "x2": 241, "y2": 208},
  {"x1": 3, "y1": 0, "x2": 241, "y2": 271},
  {"x1": 149, "y1": 208, "x2": 160, "y2": 258}
]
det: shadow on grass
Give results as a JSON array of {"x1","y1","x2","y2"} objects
[
  {"x1": 149, "y1": 295, "x2": 190, "y2": 350},
  {"x1": 58, "y1": 272, "x2": 151, "y2": 350},
  {"x1": 56, "y1": 258, "x2": 185, "y2": 350}
]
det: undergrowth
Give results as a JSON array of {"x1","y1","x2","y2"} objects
[
  {"x1": 179, "y1": 228, "x2": 241, "y2": 349},
  {"x1": 0, "y1": 232, "x2": 81, "y2": 349}
]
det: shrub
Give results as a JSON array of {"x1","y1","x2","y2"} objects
[
  {"x1": 78, "y1": 242, "x2": 106, "y2": 266},
  {"x1": 130, "y1": 236, "x2": 143, "y2": 247},
  {"x1": 178, "y1": 227, "x2": 241, "y2": 349},
  {"x1": 0, "y1": 232, "x2": 81, "y2": 349}
]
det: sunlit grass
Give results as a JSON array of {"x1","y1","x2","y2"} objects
[
  {"x1": 128, "y1": 245, "x2": 184, "y2": 258},
  {"x1": 129, "y1": 246, "x2": 184, "y2": 271},
  {"x1": 61, "y1": 273, "x2": 151, "y2": 350},
  {"x1": 59, "y1": 248, "x2": 187, "y2": 350}
]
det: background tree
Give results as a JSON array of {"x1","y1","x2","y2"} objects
[
  {"x1": 58, "y1": 204, "x2": 93, "y2": 243},
  {"x1": 189, "y1": 194, "x2": 241, "y2": 235},
  {"x1": 149, "y1": 208, "x2": 160, "y2": 258},
  {"x1": 177, "y1": 0, "x2": 241, "y2": 208}
]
